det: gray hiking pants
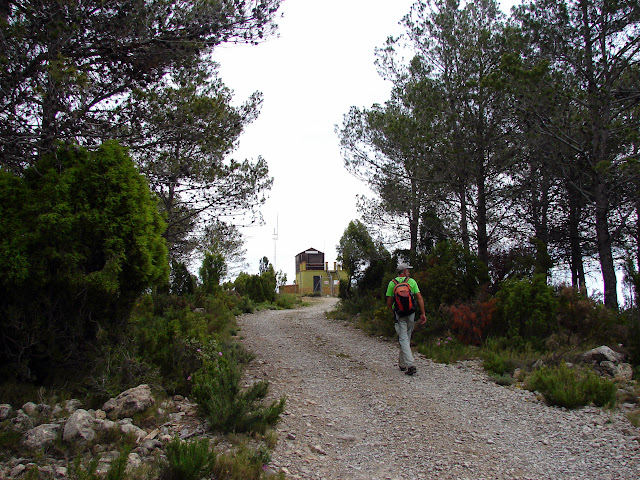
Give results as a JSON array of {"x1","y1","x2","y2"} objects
[{"x1": 395, "y1": 312, "x2": 416, "y2": 369}]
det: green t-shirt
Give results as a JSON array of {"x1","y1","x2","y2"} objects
[{"x1": 386, "y1": 276, "x2": 420, "y2": 302}]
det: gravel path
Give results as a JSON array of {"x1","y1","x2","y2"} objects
[{"x1": 238, "y1": 297, "x2": 640, "y2": 480}]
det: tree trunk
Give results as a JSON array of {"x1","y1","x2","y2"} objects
[
  {"x1": 476, "y1": 155, "x2": 488, "y2": 265},
  {"x1": 594, "y1": 179, "x2": 618, "y2": 309},
  {"x1": 459, "y1": 182, "x2": 470, "y2": 252},
  {"x1": 568, "y1": 185, "x2": 586, "y2": 292},
  {"x1": 635, "y1": 195, "x2": 640, "y2": 307}
]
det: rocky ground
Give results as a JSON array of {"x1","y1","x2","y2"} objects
[{"x1": 239, "y1": 297, "x2": 640, "y2": 480}]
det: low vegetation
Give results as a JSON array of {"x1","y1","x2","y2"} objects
[{"x1": 0, "y1": 256, "x2": 301, "y2": 478}]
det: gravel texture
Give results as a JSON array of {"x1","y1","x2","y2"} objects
[{"x1": 239, "y1": 297, "x2": 640, "y2": 480}]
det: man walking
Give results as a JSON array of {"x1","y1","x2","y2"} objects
[{"x1": 386, "y1": 263, "x2": 426, "y2": 375}]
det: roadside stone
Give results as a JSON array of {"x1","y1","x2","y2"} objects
[
  {"x1": 10, "y1": 464, "x2": 26, "y2": 478},
  {"x1": 140, "y1": 438, "x2": 163, "y2": 451},
  {"x1": 600, "y1": 360, "x2": 618, "y2": 376},
  {"x1": 615, "y1": 363, "x2": 634, "y2": 382},
  {"x1": 63, "y1": 409, "x2": 96, "y2": 443},
  {"x1": 65, "y1": 399, "x2": 83, "y2": 414},
  {"x1": 126, "y1": 452, "x2": 143, "y2": 472},
  {"x1": 95, "y1": 418, "x2": 117, "y2": 431},
  {"x1": 583, "y1": 345, "x2": 625, "y2": 364},
  {"x1": 97, "y1": 451, "x2": 121, "y2": 475},
  {"x1": 55, "y1": 466, "x2": 68, "y2": 477},
  {"x1": 22, "y1": 423, "x2": 61, "y2": 450},
  {"x1": 0, "y1": 404, "x2": 12, "y2": 421},
  {"x1": 21, "y1": 402, "x2": 37, "y2": 416},
  {"x1": 310, "y1": 444, "x2": 327, "y2": 455},
  {"x1": 118, "y1": 419, "x2": 147, "y2": 441},
  {"x1": 103, "y1": 384, "x2": 154, "y2": 420},
  {"x1": 11, "y1": 410, "x2": 34, "y2": 432}
]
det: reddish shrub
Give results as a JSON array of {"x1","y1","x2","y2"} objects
[{"x1": 450, "y1": 298, "x2": 498, "y2": 345}]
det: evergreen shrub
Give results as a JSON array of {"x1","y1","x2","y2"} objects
[
  {"x1": 556, "y1": 286, "x2": 620, "y2": 345},
  {"x1": 192, "y1": 354, "x2": 285, "y2": 434},
  {"x1": 526, "y1": 363, "x2": 617, "y2": 408},
  {"x1": 214, "y1": 443, "x2": 283, "y2": 480},
  {"x1": 417, "y1": 336, "x2": 476, "y2": 364},
  {"x1": 0, "y1": 142, "x2": 168, "y2": 382},
  {"x1": 171, "y1": 261, "x2": 197, "y2": 296},
  {"x1": 360, "y1": 307, "x2": 397, "y2": 338},
  {"x1": 274, "y1": 293, "x2": 302, "y2": 310},
  {"x1": 493, "y1": 274, "x2": 558, "y2": 342},
  {"x1": 160, "y1": 437, "x2": 216, "y2": 480},
  {"x1": 482, "y1": 350, "x2": 516, "y2": 376},
  {"x1": 416, "y1": 241, "x2": 488, "y2": 314}
]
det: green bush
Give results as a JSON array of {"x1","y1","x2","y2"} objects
[
  {"x1": 526, "y1": 363, "x2": 617, "y2": 409},
  {"x1": 171, "y1": 261, "x2": 197, "y2": 296},
  {"x1": 479, "y1": 337, "x2": 541, "y2": 380},
  {"x1": 417, "y1": 336, "x2": 476, "y2": 364},
  {"x1": 556, "y1": 286, "x2": 621, "y2": 345},
  {"x1": 274, "y1": 293, "x2": 302, "y2": 310},
  {"x1": 493, "y1": 274, "x2": 558, "y2": 342},
  {"x1": 213, "y1": 443, "x2": 283, "y2": 480},
  {"x1": 0, "y1": 142, "x2": 168, "y2": 382},
  {"x1": 416, "y1": 241, "x2": 489, "y2": 314},
  {"x1": 192, "y1": 354, "x2": 285, "y2": 434},
  {"x1": 160, "y1": 437, "x2": 216, "y2": 480},
  {"x1": 86, "y1": 292, "x2": 242, "y2": 400},
  {"x1": 488, "y1": 373, "x2": 515, "y2": 386},
  {"x1": 356, "y1": 307, "x2": 397, "y2": 338},
  {"x1": 235, "y1": 269, "x2": 277, "y2": 304},
  {"x1": 482, "y1": 350, "x2": 516, "y2": 376}
]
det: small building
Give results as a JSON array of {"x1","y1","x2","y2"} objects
[{"x1": 281, "y1": 247, "x2": 348, "y2": 296}]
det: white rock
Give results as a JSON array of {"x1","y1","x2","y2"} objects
[
  {"x1": 118, "y1": 421, "x2": 147, "y2": 441},
  {"x1": 0, "y1": 404, "x2": 12, "y2": 421},
  {"x1": 615, "y1": 363, "x2": 634, "y2": 382},
  {"x1": 22, "y1": 424, "x2": 61, "y2": 450},
  {"x1": 103, "y1": 384, "x2": 155, "y2": 419},
  {"x1": 126, "y1": 452, "x2": 143, "y2": 471},
  {"x1": 65, "y1": 399, "x2": 83, "y2": 413},
  {"x1": 583, "y1": 346, "x2": 625, "y2": 364},
  {"x1": 10, "y1": 464, "x2": 26, "y2": 478},
  {"x1": 63, "y1": 409, "x2": 96, "y2": 443},
  {"x1": 21, "y1": 402, "x2": 38, "y2": 415}
]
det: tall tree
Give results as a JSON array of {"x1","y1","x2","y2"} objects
[
  {"x1": 370, "y1": 0, "x2": 512, "y2": 264},
  {"x1": 338, "y1": 73, "x2": 447, "y2": 255},
  {"x1": 336, "y1": 220, "x2": 383, "y2": 297},
  {"x1": 200, "y1": 220, "x2": 248, "y2": 277},
  {"x1": 513, "y1": 0, "x2": 640, "y2": 308},
  {"x1": 119, "y1": 61, "x2": 272, "y2": 261},
  {"x1": 0, "y1": 0, "x2": 281, "y2": 171}
]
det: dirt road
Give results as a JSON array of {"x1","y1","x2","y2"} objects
[{"x1": 238, "y1": 297, "x2": 640, "y2": 480}]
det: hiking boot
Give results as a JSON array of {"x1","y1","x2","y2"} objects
[
  {"x1": 399, "y1": 366, "x2": 407, "y2": 372},
  {"x1": 405, "y1": 366, "x2": 416, "y2": 376}
]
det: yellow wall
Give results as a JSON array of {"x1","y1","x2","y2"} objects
[{"x1": 295, "y1": 269, "x2": 348, "y2": 296}]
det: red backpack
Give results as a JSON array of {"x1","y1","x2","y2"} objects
[{"x1": 392, "y1": 278, "x2": 416, "y2": 315}]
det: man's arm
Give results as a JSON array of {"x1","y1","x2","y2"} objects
[
  {"x1": 386, "y1": 295, "x2": 393, "y2": 310},
  {"x1": 415, "y1": 292, "x2": 427, "y2": 324}
]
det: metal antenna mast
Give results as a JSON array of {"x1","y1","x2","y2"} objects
[{"x1": 272, "y1": 214, "x2": 278, "y2": 271}]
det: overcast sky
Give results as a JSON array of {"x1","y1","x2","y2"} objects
[{"x1": 213, "y1": 0, "x2": 518, "y2": 283}]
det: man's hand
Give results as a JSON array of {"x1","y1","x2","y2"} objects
[{"x1": 418, "y1": 313, "x2": 427, "y2": 325}]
